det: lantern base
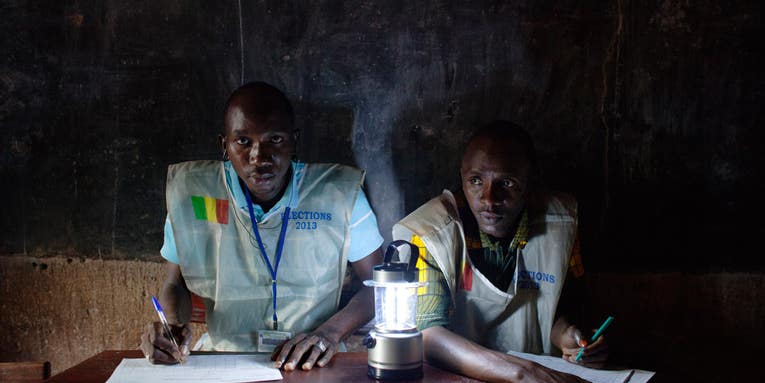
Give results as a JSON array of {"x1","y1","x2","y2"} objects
[
  {"x1": 366, "y1": 329, "x2": 423, "y2": 381},
  {"x1": 367, "y1": 365, "x2": 423, "y2": 381}
]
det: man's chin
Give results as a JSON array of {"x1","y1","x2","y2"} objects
[
  {"x1": 246, "y1": 184, "x2": 278, "y2": 201},
  {"x1": 477, "y1": 223, "x2": 512, "y2": 240}
]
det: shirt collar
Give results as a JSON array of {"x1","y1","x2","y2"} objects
[
  {"x1": 478, "y1": 209, "x2": 530, "y2": 253},
  {"x1": 224, "y1": 161, "x2": 303, "y2": 221}
]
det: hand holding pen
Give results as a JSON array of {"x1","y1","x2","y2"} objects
[
  {"x1": 560, "y1": 316, "x2": 612, "y2": 368},
  {"x1": 139, "y1": 296, "x2": 192, "y2": 364}
]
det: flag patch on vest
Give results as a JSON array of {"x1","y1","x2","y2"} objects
[
  {"x1": 411, "y1": 235, "x2": 429, "y2": 295},
  {"x1": 190, "y1": 196, "x2": 229, "y2": 224},
  {"x1": 459, "y1": 258, "x2": 473, "y2": 291}
]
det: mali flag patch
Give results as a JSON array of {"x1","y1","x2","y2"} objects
[
  {"x1": 190, "y1": 196, "x2": 229, "y2": 224},
  {"x1": 459, "y1": 258, "x2": 473, "y2": 291}
]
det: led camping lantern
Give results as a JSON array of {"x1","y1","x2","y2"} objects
[{"x1": 363, "y1": 240, "x2": 427, "y2": 380}]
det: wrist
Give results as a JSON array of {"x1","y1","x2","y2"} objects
[
  {"x1": 165, "y1": 316, "x2": 185, "y2": 326},
  {"x1": 313, "y1": 326, "x2": 344, "y2": 344},
  {"x1": 550, "y1": 317, "x2": 573, "y2": 349},
  {"x1": 496, "y1": 353, "x2": 534, "y2": 383}
]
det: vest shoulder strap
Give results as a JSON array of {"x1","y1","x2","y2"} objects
[
  {"x1": 299, "y1": 163, "x2": 364, "y2": 193},
  {"x1": 393, "y1": 190, "x2": 464, "y2": 300},
  {"x1": 167, "y1": 160, "x2": 225, "y2": 195},
  {"x1": 527, "y1": 191, "x2": 578, "y2": 225},
  {"x1": 396, "y1": 190, "x2": 459, "y2": 236}
]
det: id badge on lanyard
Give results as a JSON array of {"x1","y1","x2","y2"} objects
[
  {"x1": 256, "y1": 329, "x2": 293, "y2": 353},
  {"x1": 243, "y1": 184, "x2": 292, "y2": 341}
]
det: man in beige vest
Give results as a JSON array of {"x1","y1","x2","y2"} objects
[
  {"x1": 393, "y1": 121, "x2": 607, "y2": 382},
  {"x1": 140, "y1": 82, "x2": 384, "y2": 371}
]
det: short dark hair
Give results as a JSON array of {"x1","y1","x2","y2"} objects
[
  {"x1": 224, "y1": 82, "x2": 295, "y2": 130},
  {"x1": 470, "y1": 120, "x2": 538, "y2": 177}
]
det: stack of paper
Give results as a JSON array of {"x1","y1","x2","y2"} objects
[{"x1": 106, "y1": 354, "x2": 282, "y2": 383}]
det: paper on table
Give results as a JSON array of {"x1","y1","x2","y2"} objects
[
  {"x1": 507, "y1": 350, "x2": 655, "y2": 383},
  {"x1": 622, "y1": 369, "x2": 656, "y2": 383},
  {"x1": 106, "y1": 354, "x2": 282, "y2": 383}
]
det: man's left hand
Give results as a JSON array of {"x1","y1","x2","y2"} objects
[{"x1": 271, "y1": 332, "x2": 338, "y2": 371}]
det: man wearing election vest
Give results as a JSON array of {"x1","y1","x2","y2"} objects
[
  {"x1": 393, "y1": 121, "x2": 608, "y2": 383},
  {"x1": 140, "y1": 82, "x2": 384, "y2": 371}
]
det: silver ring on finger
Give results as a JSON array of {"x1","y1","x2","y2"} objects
[{"x1": 316, "y1": 340, "x2": 327, "y2": 353}]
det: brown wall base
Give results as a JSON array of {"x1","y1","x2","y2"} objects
[
  {"x1": 1, "y1": 256, "x2": 762, "y2": 381},
  {"x1": 0, "y1": 256, "x2": 206, "y2": 376}
]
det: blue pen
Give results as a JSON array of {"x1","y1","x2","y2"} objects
[
  {"x1": 575, "y1": 316, "x2": 614, "y2": 362},
  {"x1": 151, "y1": 296, "x2": 184, "y2": 363}
]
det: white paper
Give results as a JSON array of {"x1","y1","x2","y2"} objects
[
  {"x1": 106, "y1": 354, "x2": 283, "y2": 383},
  {"x1": 623, "y1": 369, "x2": 656, "y2": 383},
  {"x1": 507, "y1": 350, "x2": 655, "y2": 383}
]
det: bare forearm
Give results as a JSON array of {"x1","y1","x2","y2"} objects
[
  {"x1": 315, "y1": 248, "x2": 382, "y2": 343},
  {"x1": 550, "y1": 315, "x2": 572, "y2": 351},
  {"x1": 422, "y1": 326, "x2": 533, "y2": 383},
  {"x1": 314, "y1": 286, "x2": 374, "y2": 343},
  {"x1": 159, "y1": 263, "x2": 192, "y2": 325}
]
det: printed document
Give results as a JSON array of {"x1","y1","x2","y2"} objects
[
  {"x1": 507, "y1": 350, "x2": 655, "y2": 383},
  {"x1": 106, "y1": 354, "x2": 282, "y2": 383}
]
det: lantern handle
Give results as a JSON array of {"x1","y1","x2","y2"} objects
[{"x1": 383, "y1": 240, "x2": 420, "y2": 272}]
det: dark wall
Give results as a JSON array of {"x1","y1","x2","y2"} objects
[
  {"x1": 2, "y1": 1, "x2": 764, "y2": 381},
  {"x1": 2, "y1": 2, "x2": 763, "y2": 266}
]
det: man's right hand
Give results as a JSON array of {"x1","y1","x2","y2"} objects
[{"x1": 140, "y1": 321, "x2": 191, "y2": 364}]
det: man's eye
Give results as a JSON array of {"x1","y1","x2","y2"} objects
[
  {"x1": 270, "y1": 136, "x2": 284, "y2": 144},
  {"x1": 469, "y1": 177, "x2": 482, "y2": 186},
  {"x1": 503, "y1": 179, "x2": 515, "y2": 188},
  {"x1": 235, "y1": 137, "x2": 250, "y2": 145}
]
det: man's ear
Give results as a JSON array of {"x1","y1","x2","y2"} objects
[
  {"x1": 291, "y1": 129, "x2": 300, "y2": 160},
  {"x1": 292, "y1": 128, "x2": 300, "y2": 143},
  {"x1": 218, "y1": 134, "x2": 228, "y2": 160}
]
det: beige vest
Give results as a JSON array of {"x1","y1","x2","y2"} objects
[
  {"x1": 166, "y1": 161, "x2": 362, "y2": 351},
  {"x1": 393, "y1": 190, "x2": 576, "y2": 354}
]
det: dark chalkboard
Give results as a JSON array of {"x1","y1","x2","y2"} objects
[{"x1": 2, "y1": 0, "x2": 764, "y2": 271}]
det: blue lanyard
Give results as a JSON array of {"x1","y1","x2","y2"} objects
[{"x1": 243, "y1": 186, "x2": 291, "y2": 331}]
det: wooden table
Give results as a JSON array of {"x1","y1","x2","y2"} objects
[{"x1": 47, "y1": 350, "x2": 482, "y2": 382}]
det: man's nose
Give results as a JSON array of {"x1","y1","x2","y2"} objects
[
  {"x1": 248, "y1": 143, "x2": 273, "y2": 165},
  {"x1": 480, "y1": 183, "x2": 502, "y2": 206}
]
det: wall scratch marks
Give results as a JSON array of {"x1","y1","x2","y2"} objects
[
  {"x1": 22, "y1": 183, "x2": 27, "y2": 256},
  {"x1": 237, "y1": 0, "x2": 244, "y2": 85},
  {"x1": 600, "y1": 0, "x2": 624, "y2": 232},
  {"x1": 112, "y1": 157, "x2": 119, "y2": 258}
]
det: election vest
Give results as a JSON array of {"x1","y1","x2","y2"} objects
[
  {"x1": 393, "y1": 190, "x2": 576, "y2": 354},
  {"x1": 166, "y1": 161, "x2": 362, "y2": 351}
]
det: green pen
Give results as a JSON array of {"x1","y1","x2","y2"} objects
[{"x1": 575, "y1": 316, "x2": 614, "y2": 362}]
